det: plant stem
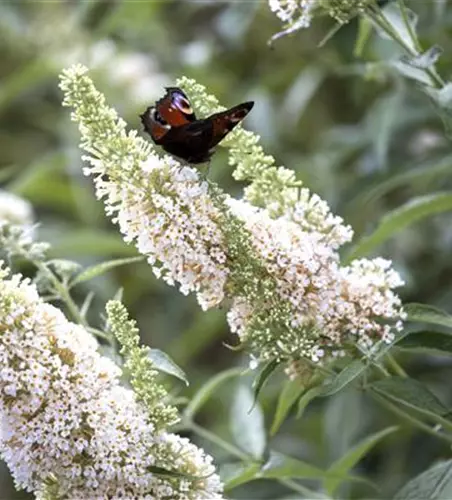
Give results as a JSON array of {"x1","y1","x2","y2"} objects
[
  {"x1": 188, "y1": 420, "x2": 249, "y2": 461},
  {"x1": 371, "y1": 390, "x2": 452, "y2": 445},
  {"x1": 35, "y1": 261, "x2": 88, "y2": 328},
  {"x1": 397, "y1": 0, "x2": 422, "y2": 52},
  {"x1": 188, "y1": 420, "x2": 327, "y2": 497}
]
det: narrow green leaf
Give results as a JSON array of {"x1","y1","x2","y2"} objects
[
  {"x1": 346, "y1": 193, "x2": 452, "y2": 262},
  {"x1": 80, "y1": 291, "x2": 95, "y2": 319},
  {"x1": 397, "y1": 331, "x2": 452, "y2": 357},
  {"x1": 271, "y1": 378, "x2": 305, "y2": 435},
  {"x1": 147, "y1": 349, "x2": 189, "y2": 386},
  {"x1": 320, "y1": 361, "x2": 367, "y2": 397},
  {"x1": 72, "y1": 256, "x2": 144, "y2": 286},
  {"x1": 401, "y1": 45, "x2": 443, "y2": 70},
  {"x1": 392, "y1": 60, "x2": 432, "y2": 85},
  {"x1": 371, "y1": 377, "x2": 449, "y2": 418},
  {"x1": 395, "y1": 460, "x2": 452, "y2": 499},
  {"x1": 251, "y1": 359, "x2": 279, "y2": 410},
  {"x1": 425, "y1": 84, "x2": 452, "y2": 138},
  {"x1": 297, "y1": 385, "x2": 324, "y2": 419},
  {"x1": 230, "y1": 384, "x2": 266, "y2": 460},
  {"x1": 354, "y1": 17, "x2": 373, "y2": 57},
  {"x1": 345, "y1": 155, "x2": 452, "y2": 223},
  {"x1": 324, "y1": 426, "x2": 398, "y2": 496},
  {"x1": 377, "y1": 3, "x2": 418, "y2": 53},
  {"x1": 221, "y1": 462, "x2": 261, "y2": 491},
  {"x1": 259, "y1": 452, "x2": 369, "y2": 488},
  {"x1": 397, "y1": 331, "x2": 452, "y2": 356},
  {"x1": 368, "y1": 91, "x2": 402, "y2": 168},
  {"x1": 259, "y1": 451, "x2": 326, "y2": 480},
  {"x1": 404, "y1": 303, "x2": 452, "y2": 330},
  {"x1": 297, "y1": 361, "x2": 367, "y2": 418},
  {"x1": 184, "y1": 367, "x2": 243, "y2": 420}
]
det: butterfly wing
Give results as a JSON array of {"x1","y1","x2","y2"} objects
[
  {"x1": 159, "y1": 119, "x2": 216, "y2": 164},
  {"x1": 164, "y1": 101, "x2": 254, "y2": 163},
  {"x1": 140, "y1": 87, "x2": 196, "y2": 144},
  {"x1": 157, "y1": 87, "x2": 196, "y2": 126},
  {"x1": 140, "y1": 89, "x2": 254, "y2": 164},
  {"x1": 207, "y1": 101, "x2": 254, "y2": 149}
]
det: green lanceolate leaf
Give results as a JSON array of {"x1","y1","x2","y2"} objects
[
  {"x1": 397, "y1": 331, "x2": 452, "y2": 356},
  {"x1": 345, "y1": 155, "x2": 452, "y2": 222},
  {"x1": 354, "y1": 17, "x2": 373, "y2": 57},
  {"x1": 221, "y1": 462, "x2": 261, "y2": 491},
  {"x1": 404, "y1": 303, "x2": 452, "y2": 330},
  {"x1": 259, "y1": 451, "x2": 368, "y2": 488},
  {"x1": 230, "y1": 384, "x2": 266, "y2": 460},
  {"x1": 425, "y1": 83, "x2": 452, "y2": 138},
  {"x1": 376, "y1": 3, "x2": 418, "y2": 52},
  {"x1": 320, "y1": 361, "x2": 368, "y2": 397},
  {"x1": 251, "y1": 359, "x2": 279, "y2": 411},
  {"x1": 324, "y1": 426, "x2": 398, "y2": 496},
  {"x1": 271, "y1": 378, "x2": 305, "y2": 435},
  {"x1": 394, "y1": 460, "x2": 452, "y2": 499},
  {"x1": 297, "y1": 361, "x2": 367, "y2": 418},
  {"x1": 71, "y1": 256, "x2": 144, "y2": 286},
  {"x1": 259, "y1": 451, "x2": 326, "y2": 480},
  {"x1": 147, "y1": 349, "x2": 189, "y2": 386},
  {"x1": 370, "y1": 377, "x2": 449, "y2": 418},
  {"x1": 346, "y1": 192, "x2": 452, "y2": 261},
  {"x1": 183, "y1": 367, "x2": 243, "y2": 421},
  {"x1": 401, "y1": 45, "x2": 443, "y2": 70}
]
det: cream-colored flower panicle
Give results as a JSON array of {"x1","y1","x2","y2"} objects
[
  {"x1": 226, "y1": 200, "x2": 404, "y2": 364},
  {"x1": 267, "y1": 1, "x2": 375, "y2": 42},
  {"x1": 0, "y1": 265, "x2": 223, "y2": 499},
  {"x1": 60, "y1": 65, "x2": 404, "y2": 373},
  {"x1": 177, "y1": 78, "x2": 405, "y2": 365},
  {"x1": 60, "y1": 64, "x2": 228, "y2": 311}
]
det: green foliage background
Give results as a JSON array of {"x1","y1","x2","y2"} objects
[{"x1": 1, "y1": 1, "x2": 452, "y2": 498}]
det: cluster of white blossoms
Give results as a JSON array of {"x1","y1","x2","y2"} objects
[
  {"x1": 60, "y1": 65, "x2": 405, "y2": 370},
  {"x1": 91, "y1": 153, "x2": 229, "y2": 310},
  {"x1": 60, "y1": 64, "x2": 228, "y2": 311},
  {"x1": 0, "y1": 266, "x2": 223, "y2": 499},
  {"x1": 268, "y1": 0, "x2": 375, "y2": 39},
  {"x1": 269, "y1": 0, "x2": 317, "y2": 29},
  {"x1": 226, "y1": 200, "x2": 404, "y2": 363},
  {"x1": 0, "y1": 190, "x2": 33, "y2": 227}
]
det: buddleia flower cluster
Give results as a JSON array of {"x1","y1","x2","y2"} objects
[
  {"x1": 60, "y1": 64, "x2": 404, "y2": 375},
  {"x1": 268, "y1": 0, "x2": 375, "y2": 41},
  {"x1": 0, "y1": 190, "x2": 48, "y2": 262},
  {"x1": 0, "y1": 264, "x2": 223, "y2": 499}
]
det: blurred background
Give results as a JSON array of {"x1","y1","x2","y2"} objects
[{"x1": 1, "y1": 1, "x2": 452, "y2": 498}]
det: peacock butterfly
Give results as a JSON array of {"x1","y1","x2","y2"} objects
[{"x1": 140, "y1": 87, "x2": 254, "y2": 164}]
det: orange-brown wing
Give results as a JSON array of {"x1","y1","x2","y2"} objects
[
  {"x1": 139, "y1": 106, "x2": 170, "y2": 143},
  {"x1": 209, "y1": 101, "x2": 254, "y2": 148},
  {"x1": 156, "y1": 87, "x2": 196, "y2": 127}
]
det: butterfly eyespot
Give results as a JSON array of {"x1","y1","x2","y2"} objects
[{"x1": 174, "y1": 95, "x2": 193, "y2": 115}]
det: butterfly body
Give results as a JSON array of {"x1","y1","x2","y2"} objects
[{"x1": 140, "y1": 88, "x2": 253, "y2": 164}]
